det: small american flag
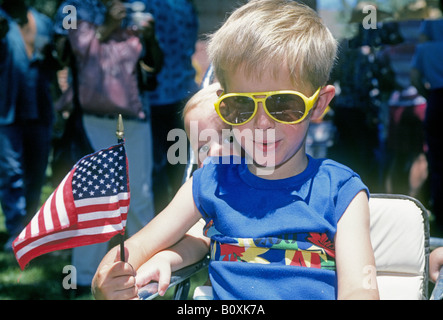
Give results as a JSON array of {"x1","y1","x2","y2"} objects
[{"x1": 13, "y1": 143, "x2": 130, "y2": 270}]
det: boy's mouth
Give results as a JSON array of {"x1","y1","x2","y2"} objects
[{"x1": 254, "y1": 140, "x2": 280, "y2": 153}]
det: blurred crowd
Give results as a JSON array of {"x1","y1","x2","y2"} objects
[
  {"x1": 0, "y1": 0, "x2": 442, "y2": 292},
  {"x1": 0, "y1": 0, "x2": 198, "y2": 292},
  {"x1": 327, "y1": 0, "x2": 443, "y2": 240}
]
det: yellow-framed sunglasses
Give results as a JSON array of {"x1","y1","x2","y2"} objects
[{"x1": 214, "y1": 87, "x2": 321, "y2": 126}]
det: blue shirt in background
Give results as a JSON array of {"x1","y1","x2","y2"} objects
[
  {"x1": 412, "y1": 41, "x2": 443, "y2": 90},
  {"x1": 0, "y1": 8, "x2": 54, "y2": 125}
]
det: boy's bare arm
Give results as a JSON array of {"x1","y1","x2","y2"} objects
[
  {"x1": 92, "y1": 178, "x2": 203, "y2": 299},
  {"x1": 335, "y1": 191, "x2": 380, "y2": 300},
  {"x1": 135, "y1": 232, "x2": 210, "y2": 296},
  {"x1": 177, "y1": 218, "x2": 210, "y2": 270}
]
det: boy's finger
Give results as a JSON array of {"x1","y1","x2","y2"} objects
[
  {"x1": 135, "y1": 271, "x2": 155, "y2": 287},
  {"x1": 109, "y1": 261, "x2": 136, "y2": 280},
  {"x1": 110, "y1": 285, "x2": 139, "y2": 300},
  {"x1": 114, "y1": 274, "x2": 137, "y2": 289},
  {"x1": 157, "y1": 268, "x2": 171, "y2": 296}
]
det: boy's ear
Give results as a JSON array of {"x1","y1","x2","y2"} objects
[{"x1": 310, "y1": 85, "x2": 335, "y2": 121}]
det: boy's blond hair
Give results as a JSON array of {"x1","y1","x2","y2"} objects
[{"x1": 207, "y1": 0, "x2": 337, "y2": 91}]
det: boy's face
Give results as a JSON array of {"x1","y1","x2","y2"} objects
[{"x1": 223, "y1": 67, "x2": 324, "y2": 177}]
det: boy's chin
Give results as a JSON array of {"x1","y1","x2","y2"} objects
[{"x1": 245, "y1": 152, "x2": 279, "y2": 176}]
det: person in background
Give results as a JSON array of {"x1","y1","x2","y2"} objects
[
  {"x1": 411, "y1": 5, "x2": 443, "y2": 236},
  {"x1": 329, "y1": 15, "x2": 396, "y2": 193},
  {"x1": 0, "y1": 0, "x2": 58, "y2": 251},
  {"x1": 418, "y1": 0, "x2": 443, "y2": 43},
  {"x1": 53, "y1": 0, "x2": 162, "y2": 293},
  {"x1": 144, "y1": 0, "x2": 199, "y2": 213}
]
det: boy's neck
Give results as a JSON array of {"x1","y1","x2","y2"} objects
[{"x1": 247, "y1": 152, "x2": 309, "y2": 180}]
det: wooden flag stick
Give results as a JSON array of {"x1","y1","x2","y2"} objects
[{"x1": 116, "y1": 114, "x2": 125, "y2": 262}]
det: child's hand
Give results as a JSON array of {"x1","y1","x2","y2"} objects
[
  {"x1": 135, "y1": 252, "x2": 172, "y2": 297},
  {"x1": 430, "y1": 247, "x2": 443, "y2": 283},
  {"x1": 92, "y1": 247, "x2": 137, "y2": 300}
]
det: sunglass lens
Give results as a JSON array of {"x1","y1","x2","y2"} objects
[
  {"x1": 219, "y1": 96, "x2": 255, "y2": 124},
  {"x1": 266, "y1": 94, "x2": 306, "y2": 123}
]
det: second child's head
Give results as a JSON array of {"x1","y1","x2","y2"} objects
[
  {"x1": 183, "y1": 82, "x2": 240, "y2": 167},
  {"x1": 207, "y1": 0, "x2": 337, "y2": 174}
]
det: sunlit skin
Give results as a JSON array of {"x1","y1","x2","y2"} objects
[{"x1": 223, "y1": 66, "x2": 335, "y2": 180}]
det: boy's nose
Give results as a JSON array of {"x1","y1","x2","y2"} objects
[{"x1": 254, "y1": 102, "x2": 274, "y2": 129}]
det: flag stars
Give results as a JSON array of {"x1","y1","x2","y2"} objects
[{"x1": 71, "y1": 144, "x2": 128, "y2": 201}]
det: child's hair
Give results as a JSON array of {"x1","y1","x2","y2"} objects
[
  {"x1": 182, "y1": 82, "x2": 221, "y2": 123},
  {"x1": 207, "y1": 0, "x2": 338, "y2": 91}
]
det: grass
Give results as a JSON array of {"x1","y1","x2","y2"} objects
[{"x1": 0, "y1": 184, "x2": 207, "y2": 300}]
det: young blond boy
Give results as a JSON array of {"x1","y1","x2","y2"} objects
[{"x1": 92, "y1": 0, "x2": 379, "y2": 300}]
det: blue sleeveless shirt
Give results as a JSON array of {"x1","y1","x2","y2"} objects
[{"x1": 192, "y1": 155, "x2": 369, "y2": 300}]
